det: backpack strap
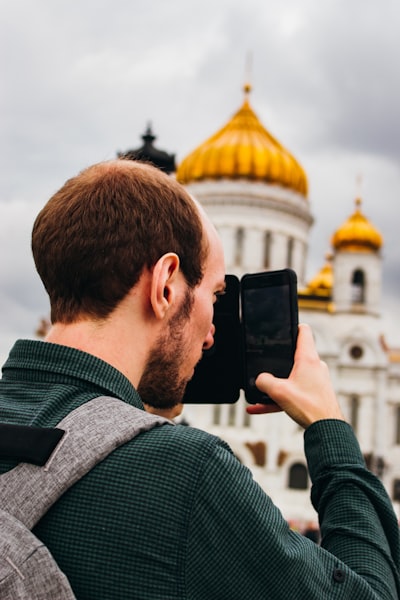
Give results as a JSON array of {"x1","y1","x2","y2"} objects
[{"x1": 0, "y1": 396, "x2": 172, "y2": 530}]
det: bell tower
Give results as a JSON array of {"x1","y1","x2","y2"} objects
[{"x1": 331, "y1": 197, "x2": 383, "y2": 315}]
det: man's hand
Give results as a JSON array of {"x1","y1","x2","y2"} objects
[{"x1": 246, "y1": 323, "x2": 345, "y2": 429}]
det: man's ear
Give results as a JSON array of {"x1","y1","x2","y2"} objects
[{"x1": 150, "y1": 253, "x2": 181, "y2": 319}]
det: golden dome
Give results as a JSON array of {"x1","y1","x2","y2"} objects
[
  {"x1": 331, "y1": 198, "x2": 383, "y2": 252},
  {"x1": 304, "y1": 254, "x2": 333, "y2": 297},
  {"x1": 176, "y1": 85, "x2": 308, "y2": 196}
]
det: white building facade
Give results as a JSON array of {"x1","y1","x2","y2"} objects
[{"x1": 175, "y1": 86, "x2": 400, "y2": 529}]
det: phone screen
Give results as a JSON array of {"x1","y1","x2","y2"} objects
[
  {"x1": 241, "y1": 269, "x2": 298, "y2": 404},
  {"x1": 183, "y1": 275, "x2": 242, "y2": 404}
]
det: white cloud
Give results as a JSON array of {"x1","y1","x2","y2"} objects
[{"x1": 1, "y1": 0, "x2": 400, "y2": 361}]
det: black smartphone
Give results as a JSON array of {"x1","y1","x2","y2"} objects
[
  {"x1": 182, "y1": 274, "x2": 242, "y2": 404},
  {"x1": 241, "y1": 269, "x2": 298, "y2": 404}
]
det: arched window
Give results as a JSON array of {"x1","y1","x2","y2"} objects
[
  {"x1": 351, "y1": 269, "x2": 365, "y2": 304},
  {"x1": 350, "y1": 395, "x2": 360, "y2": 433},
  {"x1": 235, "y1": 228, "x2": 244, "y2": 266},
  {"x1": 263, "y1": 231, "x2": 271, "y2": 269},
  {"x1": 213, "y1": 404, "x2": 221, "y2": 426},
  {"x1": 393, "y1": 479, "x2": 400, "y2": 502},
  {"x1": 288, "y1": 463, "x2": 308, "y2": 490},
  {"x1": 228, "y1": 403, "x2": 236, "y2": 427},
  {"x1": 243, "y1": 405, "x2": 251, "y2": 428},
  {"x1": 395, "y1": 405, "x2": 400, "y2": 445},
  {"x1": 287, "y1": 237, "x2": 294, "y2": 268}
]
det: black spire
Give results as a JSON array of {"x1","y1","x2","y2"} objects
[{"x1": 117, "y1": 123, "x2": 176, "y2": 174}]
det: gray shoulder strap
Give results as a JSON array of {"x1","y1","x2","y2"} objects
[{"x1": 0, "y1": 396, "x2": 172, "y2": 530}]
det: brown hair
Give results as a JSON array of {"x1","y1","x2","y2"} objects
[{"x1": 32, "y1": 160, "x2": 208, "y2": 323}]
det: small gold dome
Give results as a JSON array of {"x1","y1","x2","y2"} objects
[
  {"x1": 176, "y1": 86, "x2": 308, "y2": 196},
  {"x1": 302, "y1": 254, "x2": 333, "y2": 297},
  {"x1": 331, "y1": 198, "x2": 383, "y2": 252}
]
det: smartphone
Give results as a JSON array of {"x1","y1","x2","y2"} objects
[
  {"x1": 182, "y1": 275, "x2": 242, "y2": 404},
  {"x1": 241, "y1": 269, "x2": 298, "y2": 404}
]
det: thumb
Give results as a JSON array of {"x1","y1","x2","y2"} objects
[{"x1": 256, "y1": 372, "x2": 279, "y2": 397}]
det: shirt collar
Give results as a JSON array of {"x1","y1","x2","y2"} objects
[{"x1": 3, "y1": 339, "x2": 143, "y2": 409}]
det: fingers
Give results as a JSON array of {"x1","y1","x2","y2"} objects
[
  {"x1": 246, "y1": 401, "x2": 282, "y2": 415},
  {"x1": 249, "y1": 322, "x2": 345, "y2": 429},
  {"x1": 294, "y1": 323, "x2": 318, "y2": 361},
  {"x1": 254, "y1": 372, "x2": 281, "y2": 402}
]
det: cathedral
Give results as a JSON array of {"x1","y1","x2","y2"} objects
[{"x1": 119, "y1": 85, "x2": 400, "y2": 529}]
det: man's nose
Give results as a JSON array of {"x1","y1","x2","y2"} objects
[{"x1": 203, "y1": 323, "x2": 216, "y2": 350}]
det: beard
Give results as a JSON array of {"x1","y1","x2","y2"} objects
[{"x1": 137, "y1": 289, "x2": 195, "y2": 410}]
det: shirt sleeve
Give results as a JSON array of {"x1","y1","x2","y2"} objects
[
  {"x1": 185, "y1": 420, "x2": 400, "y2": 600},
  {"x1": 306, "y1": 419, "x2": 400, "y2": 597}
]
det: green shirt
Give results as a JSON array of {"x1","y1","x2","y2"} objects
[{"x1": 1, "y1": 339, "x2": 399, "y2": 599}]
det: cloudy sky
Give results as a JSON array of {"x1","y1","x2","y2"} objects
[{"x1": 1, "y1": 0, "x2": 400, "y2": 362}]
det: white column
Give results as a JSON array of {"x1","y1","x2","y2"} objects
[
  {"x1": 270, "y1": 232, "x2": 288, "y2": 270},
  {"x1": 292, "y1": 239, "x2": 307, "y2": 286},
  {"x1": 218, "y1": 226, "x2": 236, "y2": 272},
  {"x1": 243, "y1": 228, "x2": 264, "y2": 271},
  {"x1": 373, "y1": 369, "x2": 387, "y2": 460}
]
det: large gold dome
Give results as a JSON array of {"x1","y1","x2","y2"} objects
[
  {"x1": 331, "y1": 198, "x2": 383, "y2": 252},
  {"x1": 176, "y1": 86, "x2": 308, "y2": 196}
]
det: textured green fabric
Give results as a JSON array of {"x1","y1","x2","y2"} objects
[{"x1": 1, "y1": 339, "x2": 399, "y2": 599}]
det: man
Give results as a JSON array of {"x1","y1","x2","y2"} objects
[{"x1": 0, "y1": 159, "x2": 399, "y2": 599}]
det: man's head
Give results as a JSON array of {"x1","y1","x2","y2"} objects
[
  {"x1": 137, "y1": 205, "x2": 226, "y2": 412},
  {"x1": 32, "y1": 159, "x2": 208, "y2": 323}
]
